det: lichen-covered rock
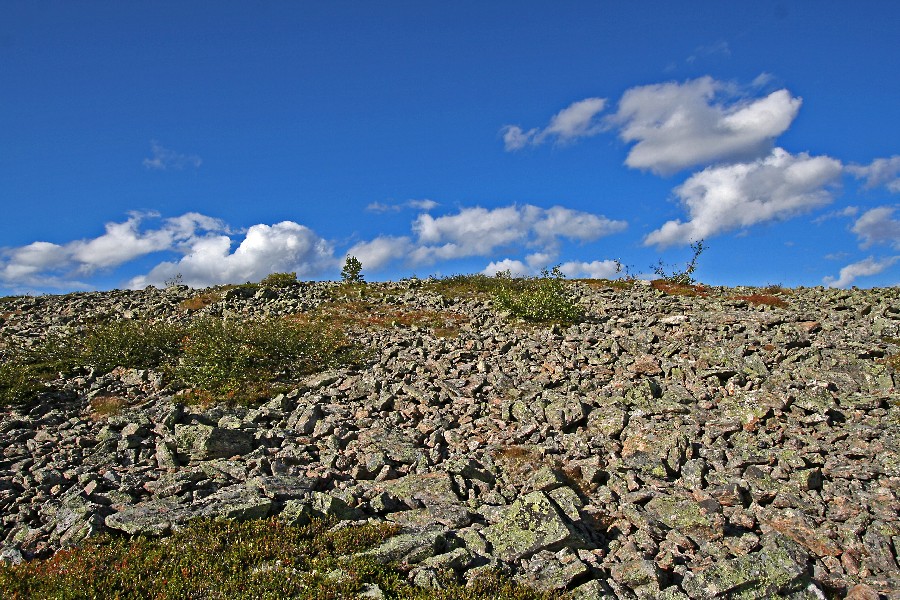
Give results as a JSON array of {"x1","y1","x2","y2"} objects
[
  {"x1": 646, "y1": 492, "x2": 724, "y2": 543},
  {"x1": 104, "y1": 499, "x2": 191, "y2": 536},
  {"x1": 482, "y1": 490, "x2": 585, "y2": 562},
  {"x1": 174, "y1": 424, "x2": 254, "y2": 461},
  {"x1": 680, "y1": 534, "x2": 816, "y2": 599},
  {"x1": 199, "y1": 484, "x2": 273, "y2": 520},
  {"x1": 355, "y1": 528, "x2": 446, "y2": 565}
]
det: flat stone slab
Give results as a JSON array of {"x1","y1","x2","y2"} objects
[
  {"x1": 105, "y1": 499, "x2": 192, "y2": 536},
  {"x1": 482, "y1": 490, "x2": 582, "y2": 562}
]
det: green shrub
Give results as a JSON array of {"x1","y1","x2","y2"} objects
[
  {"x1": 0, "y1": 361, "x2": 44, "y2": 406},
  {"x1": 652, "y1": 239, "x2": 706, "y2": 285},
  {"x1": 260, "y1": 272, "x2": 298, "y2": 287},
  {"x1": 3, "y1": 314, "x2": 356, "y2": 407},
  {"x1": 174, "y1": 317, "x2": 350, "y2": 401},
  {"x1": 33, "y1": 320, "x2": 184, "y2": 375},
  {"x1": 493, "y1": 267, "x2": 584, "y2": 324}
]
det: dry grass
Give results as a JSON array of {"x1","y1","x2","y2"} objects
[
  {"x1": 574, "y1": 278, "x2": 635, "y2": 290},
  {"x1": 298, "y1": 299, "x2": 467, "y2": 338},
  {"x1": 178, "y1": 291, "x2": 222, "y2": 312},
  {"x1": 422, "y1": 274, "x2": 507, "y2": 300},
  {"x1": 88, "y1": 395, "x2": 128, "y2": 419},
  {"x1": 650, "y1": 279, "x2": 708, "y2": 297},
  {"x1": 886, "y1": 354, "x2": 900, "y2": 372}
]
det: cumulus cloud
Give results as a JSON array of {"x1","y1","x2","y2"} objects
[
  {"x1": 644, "y1": 148, "x2": 843, "y2": 248},
  {"x1": 558, "y1": 259, "x2": 621, "y2": 279},
  {"x1": 339, "y1": 205, "x2": 626, "y2": 274},
  {"x1": 0, "y1": 212, "x2": 231, "y2": 289},
  {"x1": 482, "y1": 259, "x2": 531, "y2": 277},
  {"x1": 129, "y1": 222, "x2": 335, "y2": 289},
  {"x1": 410, "y1": 204, "x2": 626, "y2": 264},
  {"x1": 851, "y1": 206, "x2": 900, "y2": 248},
  {"x1": 847, "y1": 156, "x2": 900, "y2": 192},
  {"x1": 345, "y1": 236, "x2": 413, "y2": 270},
  {"x1": 824, "y1": 256, "x2": 899, "y2": 288},
  {"x1": 1, "y1": 213, "x2": 336, "y2": 291},
  {"x1": 143, "y1": 140, "x2": 202, "y2": 170},
  {"x1": 366, "y1": 199, "x2": 439, "y2": 213},
  {"x1": 502, "y1": 97, "x2": 607, "y2": 150},
  {"x1": 608, "y1": 76, "x2": 802, "y2": 174},
  {"x1": 813, "y1": 206, "x2": 858, "y2": 224},
  {"x1": 1, "y1": 202, "x2": 628, "y2": 292}
]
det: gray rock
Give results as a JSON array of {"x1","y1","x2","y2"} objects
[
  {"x1": 355, "y1": 528, "x2": 446, "y2": 565},
  {"x1": 482, "y1": 490, "x2": 585, "y2": 562},
  {"x1": 174, "y1": 424, "x2": 254, "y2": 461}
]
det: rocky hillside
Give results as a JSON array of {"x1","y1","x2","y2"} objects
[{"x1": 1, "y1": 279, "x2": 899, "y2": 598}]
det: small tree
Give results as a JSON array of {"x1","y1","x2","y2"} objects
[
  {"x1": 341, "y1": 256, "x2": 364, "y2": 283},
  {"x1": 652, "y1": 240, "x2": 706, "y2": 285}
]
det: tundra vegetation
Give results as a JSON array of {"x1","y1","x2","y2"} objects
[{"x1": 1, "y1": 259, "x2": 898, "y2": 598}]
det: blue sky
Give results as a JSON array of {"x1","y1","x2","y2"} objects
[{"x1": 2, "y1": 1, "x2": 899, "y2": 294}]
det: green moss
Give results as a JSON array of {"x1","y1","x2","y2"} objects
[{"x1": 0, "y1": 518, "x2": 550, "y2": 599}]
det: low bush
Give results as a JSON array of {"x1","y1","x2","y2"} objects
[
  {"x1": 0, "y1": 518, "x2": 551, "y2": 599},
  {"x1": 493, "y1": 267, "x2": 584, "y2": 324},
  {"x1": 307, "y1": 299, "x2": 466, "y2": 338},
  {"x1": 178, "y1": 291, "x2": 222, "y2": 311},
  {"x1": 33, "y1": 320, "x2": 184, "y2": 376},
  {"x1": 652, "y1": 239, "x2": 706, "y2": 285},
  {"x1": 174, "y1": 316, "x2": 351, "y2": 402},
  {"x1": 0, "y1": 361, "x2": 44, "y2": 407},
  {"x1": 259, "y1": 272, "x2": 298, "y2": 287},
  {"x1": 2, "y1": 314, "x2": 355, "y2": 407},
  {"x1": 651, "y1": 279, "x2": 707, "y2": 297}
]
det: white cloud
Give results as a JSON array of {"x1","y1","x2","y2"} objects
[
  {"x1": 0, "y1": 212, "x2": 233, "y2": 289},
  {"x1": 608, "y1": 76, "x2": 802, "y2": 174},
  {"x1": 482, "y1": 259, "x2": 531, "y2": 277},
  {"x1": 502, "y1": 97, "x2": 607, "y2": 150},
  {"x1": 813, "y1": 206, "x2": 858, "y2": 224},
  {"x1": 0, "y1": 213, "x2": 333, "y2": 291},
  {"x1": 340, "y1": 204, "x2": 626, "y2": 273},
  {"x1": 824, "y1": 256, "x2": 899, "y2": 288},
  {"x1": 410, "y1": 204, "x2": 626, "y2": 264},
  {"x1": 644, "y1": 148, "x2": 843, "y2": 248},
  {"x1": 366, "y1": 199, "x2": 439, "y2": 213},
  {"x1": 525, "y1": 252, "x2": 554, "y2": 270},
  {"x1": 501, "y1": 126, "x2": 539, "y2": 151},
  {"x1": 143, "y1": 140, "x2": 202, "y2": 170},
  {"x1": 0, "y1": 242, "x2": 69, "y2": 282},
  {"x1": 129, "y1": 221, "x2": 335, "y2": 289},
  {"x1": 558, "y1": 259, "x2": 620, "y2": 279},
  {"x1": 345, "y1": 236, "x2": 413, "y2": 270},
  {"x1": 847, "y1": 156, "x2": 900, "y2": 192},
  {"x1": 851, "y1": 206, "x2": 900, "y2": 248}
]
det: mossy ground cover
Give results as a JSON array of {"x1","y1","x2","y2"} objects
[
  {"x1": 302, "y1": 298, "x2": 467, "y2": 338},
  {"x1": 422, "y1": 274, "x2": 510, "y2": 300},
  {"x1": 0, "y1": 314, "x2": 355, "y2": 408},
  {"x1": 0, "y1": 518, "x2": 551, "y2": 600}
]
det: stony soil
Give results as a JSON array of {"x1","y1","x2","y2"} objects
[{"x1": 1, "y1": 280, "x2": 899, "y2": 599}]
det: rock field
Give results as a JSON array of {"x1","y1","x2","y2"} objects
[{"x1": 1, "y1": 279, "x2": 899, "y2": 598}]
